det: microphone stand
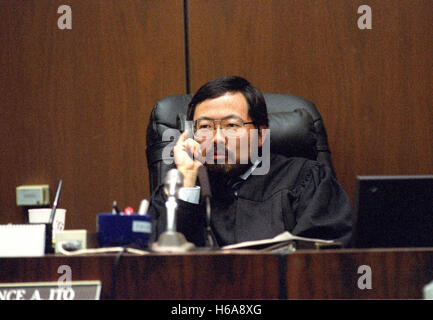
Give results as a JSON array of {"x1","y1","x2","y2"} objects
[
  {"x1": 198, "y1": 166, "x2": 217, "y2": 248},
  {"x1": 204, "y1": 196, "x2": 216, "y2": 248},
  {"x1": 152, "y1": 169, "x2": 195, "y2": 253}
]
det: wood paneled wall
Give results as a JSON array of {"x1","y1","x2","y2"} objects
[
  {"x1": 0, "y1": 0, "x2": 186, "y2": 230},
  {"x1": 1, "y1": 0, "x2": 432, "y2": 231},
  {"x1": 187, "y1": 0, "x2": 433, "y2": 201}
]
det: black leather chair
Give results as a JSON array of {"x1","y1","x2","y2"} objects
[{"x1": 146, "y1": 93, "x2": 335, "y2": 194}]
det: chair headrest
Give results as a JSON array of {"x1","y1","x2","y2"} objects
[{"x1": 268, "y1": 109, "x2": 316, "y2": 159}]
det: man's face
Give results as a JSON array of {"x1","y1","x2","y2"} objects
[{"x1": 193, "y1": 92, "x2": 263, "y2": 176}]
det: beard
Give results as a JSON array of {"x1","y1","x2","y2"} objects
[
  {"x1": 200, "y1": 141, "x2": 251, "y2": 198},
  {"x1": 206, "y1": 162, "x2": 249, "y2": 178},
  {"x1": 202, "y1": 141, "x2": 250, "y2": 177},
  {"x1": 205, "y1": 162, "x2": 250, "y2": 201}
]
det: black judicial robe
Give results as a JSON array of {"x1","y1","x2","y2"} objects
[{"x1": 149, "y1": 153, "x2": 353, "y2": 247}]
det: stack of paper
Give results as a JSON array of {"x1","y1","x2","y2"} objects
[
  {"x1": 222, "y1": 231, "x2": 336, "y2": 251},
  {"x1": 0, "y1": 224, "x2": 46, "y2": 257}
]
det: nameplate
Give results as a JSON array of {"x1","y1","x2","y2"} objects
[{"x1": 0, "y1": 281, "x2": 101, "y2": 300}]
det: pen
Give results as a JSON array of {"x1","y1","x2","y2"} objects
[
  {"x1": 112, "y1": 201, "x2": 120, "y2": 215},
  {"x1": 138, "y1": 199, "x2": 149, "y2": 215},
  {"x1": 49, "y1": 179, "x2": 63, "y2": 224}
]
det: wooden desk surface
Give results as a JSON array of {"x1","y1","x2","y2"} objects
[{"x1": 1, "y1": 248, "x2": 433, "y2": 299}]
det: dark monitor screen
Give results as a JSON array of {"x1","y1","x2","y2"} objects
[{"x1": 352, "y1": 175, "x2": 433, "y2": 248}]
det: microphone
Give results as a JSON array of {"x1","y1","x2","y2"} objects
[
  {"x1": 164, "y1": 168, "x2": 184, "y2": 198},
  {"x1": 164, "y1": 169, "x2": 183, "y2": 232},
  {"x1": 197, "y1": 166, "x2": 217, "y2": 248},
  {"x1": 151, "y1": 169, "x2": 195, "y2": 252}
]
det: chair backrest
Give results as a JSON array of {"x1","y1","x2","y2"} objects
[{"x1": 146, "y1": 93, "x2": 335, "y2": 194}]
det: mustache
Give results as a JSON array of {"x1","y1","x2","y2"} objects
[
  {"x1": 203, "y1": 143, "x2": 236, "y2": 162},
  {"x1": 212, "y1": 143, "x2": 232, "y2": 155}
]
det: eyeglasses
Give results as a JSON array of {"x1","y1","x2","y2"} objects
[{"x1": 193, "y1": 118, "x2": 254, "y2": 138}]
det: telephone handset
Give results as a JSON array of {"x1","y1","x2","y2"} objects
[
  {"x1": 184, "y1": 119, "x2": 194, "y2": 139},
  {"x1": 176, "y1": 113, "x2": 194, "y2": 139}
]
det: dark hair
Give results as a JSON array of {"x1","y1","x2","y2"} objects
[{"x1": 187, "y1": 76, "x2": 269, "y2": 127}]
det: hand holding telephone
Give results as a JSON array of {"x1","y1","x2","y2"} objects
[{"x1": 172, "y1": 120, "x2": 203, "y2": 187}]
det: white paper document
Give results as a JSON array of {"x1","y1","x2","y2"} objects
[
  {"x1": 0, "y1": 224, "x2": 46, "y2": 257},
  {"x1": 222, "y1": 231, "x2": 335, "y2": 250}
]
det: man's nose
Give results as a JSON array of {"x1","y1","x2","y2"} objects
[{"x1": 213, "y1": 126, "x2": 225, "y2": 143}]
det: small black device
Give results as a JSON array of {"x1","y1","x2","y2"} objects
[{"x1": 352, "y1": 175, "x2": 433, "y2": 248}]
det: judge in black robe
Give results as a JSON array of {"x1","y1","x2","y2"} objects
[{"x1": 148, "y1": 153, "x2": 353, "y2": 248}]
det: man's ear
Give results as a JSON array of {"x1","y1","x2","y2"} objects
[{"x1": 257, "y1": 125, "x2": 268, "y2": 148}]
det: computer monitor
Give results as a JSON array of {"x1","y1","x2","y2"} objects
[{"x1": 352, "y1": 175, "x2": 433, "y2": 248}]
